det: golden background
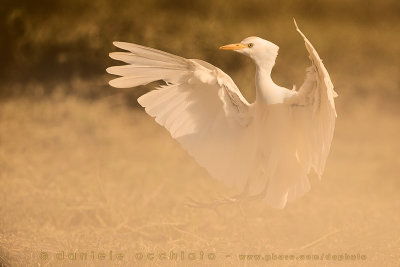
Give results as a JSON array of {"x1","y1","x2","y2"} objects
[{"x1": 0, "y1": 0, "x2": 399, "y2": 266}]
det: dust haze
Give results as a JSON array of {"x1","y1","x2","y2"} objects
[{"x1": 0, "y1": 0, "x2": 399, "y2": 266}]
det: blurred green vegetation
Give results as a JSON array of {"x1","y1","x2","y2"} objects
[{"x1": 1, "y1": 0, "x2": 399, "y2": 102}]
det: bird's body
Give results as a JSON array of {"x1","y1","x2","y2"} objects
[
  {"x1": 255, "y1": 69, "x2": 296, "y2": 104},
  {"x1": 107, "y1": 20, "x2": 338, "y2": 209}
]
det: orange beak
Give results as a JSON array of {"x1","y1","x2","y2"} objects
[{"x1": 219, "y1": 43, "x2": 247, "y2": 50}]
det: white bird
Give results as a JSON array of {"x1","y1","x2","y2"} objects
[{"x1": 107, "y1": 20, "x2": 338, "y2": 209}]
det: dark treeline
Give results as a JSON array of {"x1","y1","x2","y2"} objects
[{"x1": 1, "y1": 0, "x2": 399, "y2": 98}]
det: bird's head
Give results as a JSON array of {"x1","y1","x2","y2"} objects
[{"x1": 219, "y1": 36, "x2": 279, "y2": 66}]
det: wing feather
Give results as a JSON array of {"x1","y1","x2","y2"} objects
[
  {"x1": 287, "y1": 19, "x2": 338, "y2": 177},
  {"x1": 107, "y1": 41, "x2": 256, "y2": 190}
]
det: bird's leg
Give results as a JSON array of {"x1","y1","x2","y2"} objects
[
  {"x1": 185, "y1": 195, "x2": 240, "y2": 210},
  {"x1": 186, "y1": 179, "x2": 252, "y2": 210},
  {"x1": 229, "y1": 173, "x2": 253, "y2": 199},
  {"x1": 230, "y1": 162, "x2": 265, "y2": 200},
  {"x1": 186, "y1": 168, "x2": 269, "y2": 210},
  {"x1": 241, "y1": 175, "x2": 270, "y2": 201},
  {"x1": 231, "y1": 167, "x2": 269, "y2": 202}
]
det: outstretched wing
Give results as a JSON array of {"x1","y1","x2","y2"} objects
[
  {"x1": 107, "y1": 42, "x2": 256, "y2": 189},
  {"x1": 286, "y1": 20, "x2": 338, "y2": 178}
]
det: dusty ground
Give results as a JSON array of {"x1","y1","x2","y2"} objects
[
  {"x1": 1, "y1": 0, "x2": 399, "y2": 266},
  {"x1": 0, "y1": 88, "x2": 399, "y2": 266}
]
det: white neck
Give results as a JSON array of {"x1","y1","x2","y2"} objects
[{"x1": 254, "y1": 59, "x2": 278, "y2": 104}]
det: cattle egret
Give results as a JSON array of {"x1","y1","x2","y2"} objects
[{"x1": 107, "y1": 20, "x2": 338, "y2": 209}]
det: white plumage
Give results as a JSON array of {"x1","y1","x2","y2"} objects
[{"x1": 107, "y1": 20, "x2": 338, "y2": 208}]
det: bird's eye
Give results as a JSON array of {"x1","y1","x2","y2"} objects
[{"x1": 248, "y1": 43, "x2": 254, "y2": 48}]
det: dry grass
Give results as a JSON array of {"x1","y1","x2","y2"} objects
[
  {"x1": 0, "y1": 89, "x2": 399, "y2": 266},
  {"x1": 1, "y1": 1, "x2": 399, "y2": 266}
]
